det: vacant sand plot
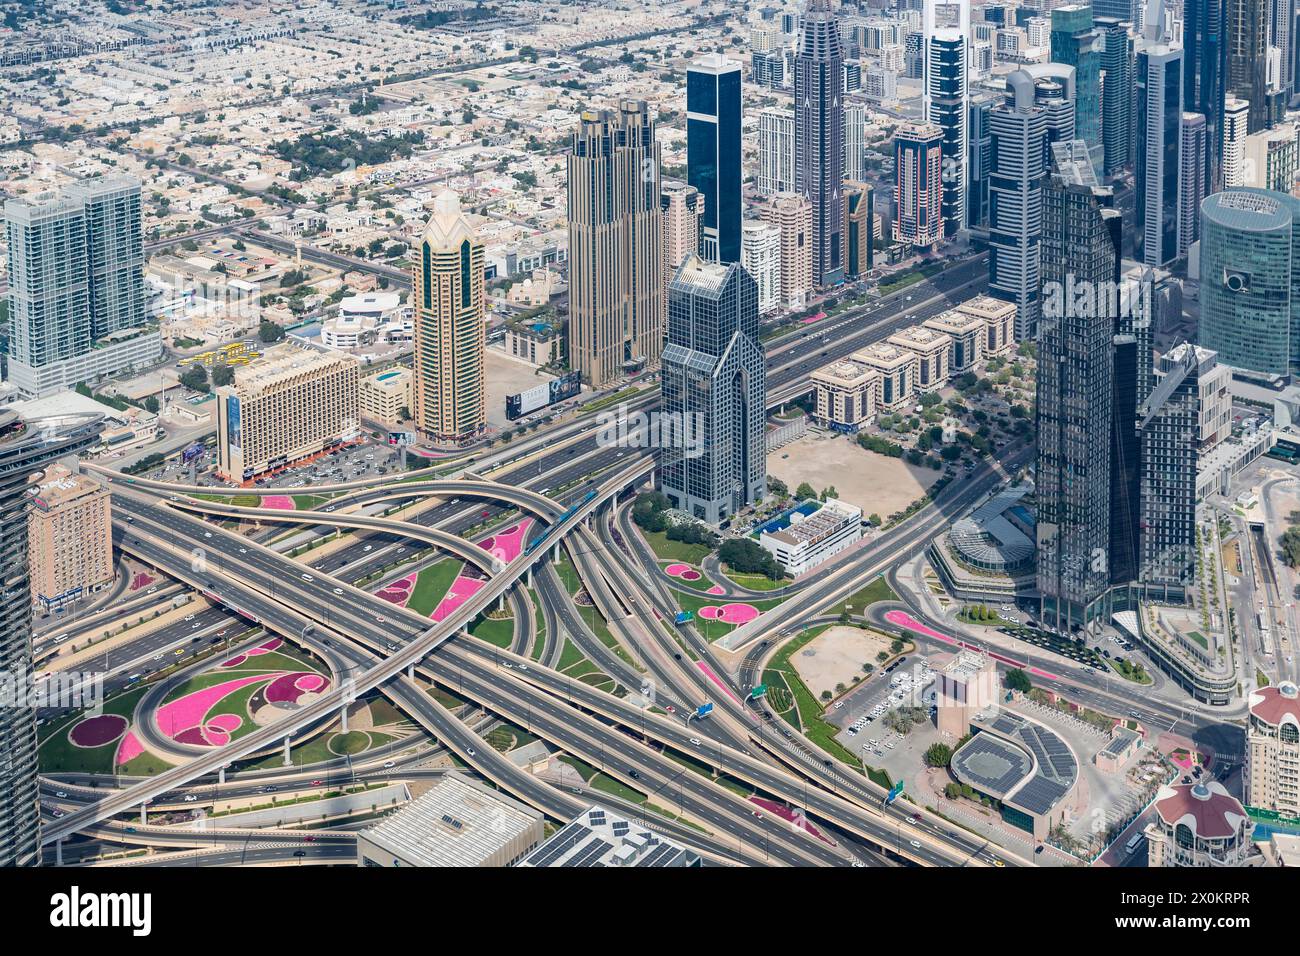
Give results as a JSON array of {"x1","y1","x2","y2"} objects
[
  {"x1": 767, "y1": 432, "x2": 941, "y2": 518},
  {"x1": 792, "y1": 625, "x2": 895, "y2": 700}
]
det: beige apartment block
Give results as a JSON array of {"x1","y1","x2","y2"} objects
[
  {"x1": 761, "y1": 192, "x2": 813, "y2": 310},
  {"x1": 216, "y1": 344, "x2": 360, "y2": 482},
  {"x1": 660, "y1": 179, "x2": 703, "y2": 292},
  {"x1": 412, "y1": 191, "x2": 487, "y2": 444},
  {"x1": 811, "y1": 359, "x2": 880, "y2": 429},
  {"x1": 922, "y1": 309, "x2": 985, "y2": 375},
  {"x1": 359, "y1": 367, "x2": 413, "y2": 427},
  {"x1": 888, "y1": 325, "x2": 952, "y2": 391},
  {"x1": 28, "y1": 464, "x2": 113, "y2": 611},
  {"x1": 953, "y1": 295, "x2": 1016, "y2": 357},
  {"x1": 1246, "y1": 682, "x2": 1300, "y2": 818},
  {"x1": 852, "y1": 341, "x2": 918, "y2": 412}
]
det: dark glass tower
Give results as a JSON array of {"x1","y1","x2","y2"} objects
[
  {"x1": 1227, "y1": 0, "x2": 1270, "y2": 132},
  {"x1": 687, "y1": 54, "x2": 743, "y2": 265},
  {"x1": 660, "y1": 256, "x2": 766, "y2": 525},
  {"x1": 0, "y1": 408, "x2": 102, "y2": 866},
  {"x1": 795, "y1": 0, "x2": 845, "y2": 286},
  {"x1": 1182, "y1": 0, "x2": 1226, "y2": 188},
  {"x1": 1096, "y1": 17, "x2": 1134, "y2": 177}
]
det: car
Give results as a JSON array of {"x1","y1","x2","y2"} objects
[
  {"x1": 664, "y1": 705, "x2": 675, "y2": 714},
  {"x1": 303, "y1": 835, "x2": 317, "y2": 843},
  {"x1": 203, "y1": 531, "x2": 212, "y2": 539},
  {"x1": 333, "y1": 588, "x2": 344, "y2": 595},
  {"x1": 466, "y1": 747, "x2": 476, "y2": 757},
  {"x1": 125, "y1": 826, "x2": 137, "y2": 833},
  {"x1": 383, "y1": 761, "x2": 395, "y2": 769},
  {"x1": 518, "y1": 664, "x2": 528, "y2": 671},
  {"x1": 310, "y1": 779, "x2": 324, "y2": 786},
  {"x1": 909, "y1": 839, "x2": 922, "y2": 849},
  {"x1": 54, "y1": 790, "x2": 67, "y2": 798},
  {"x1": 992, "y1": 859, "x2": 1004, "y2": 867},
  {"x1": 239, "y1": 548, "x2": 247, "y2": 555},
  {"x1": 833, "y1": 701, "x2": 843, "y2": 709},
  {"x1": 376, "y1": 615, "x2": 386, "y2": 624},
  {"x1": 292, "y1": 850, "x2": 306, "y2": 858},
  {"x1": 184, "y1": 614, "x2": 195, "y2": 622},
  {"x1": 301, "y1": 573, "x2": 313, "y2": 582},
  {"x1": 1034, "y1": 845, "x2": 1044, "y2": 854},
  {"x1": 628, "y1": 769, "x2": 640, "y2": 779},
  {"x1": 689, "y1": 738, "x2": 702, "y2": 746},
  {"x1": 1128, "y1": 710, "x2": 1139, "y2": 718},
  {"x1": 363, "y1": 545, "x2": 373, "y2": 552},
  {"x1": 183, "y1": 795, "x2": 197, "y2": 803},
  {"x1": 153, "y1": 654, "x2": 163, "y2": 661}
]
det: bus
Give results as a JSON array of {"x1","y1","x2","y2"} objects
[{"x1": 1124, "y1": 832, "x2": 1146, "y2": 856}]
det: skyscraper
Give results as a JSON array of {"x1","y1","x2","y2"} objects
[
  {"x1": 924, "y1": 3, "x2": 970, "y2": 238},
  {"x1": 1182, "y1": 0, "x2": 1226, "y2": 188},
  {"x1": 687, "y1": 53, "x2": 743, "y2": 264},
  {"x1": 412, "y1": 191, "x2": 486, "y2": 444},
  {"x1": 567, "y1": 101, "x2": 663, "y2": 388},
  {"x1": 762, "y1": 192, "x2": 813, "y2": 309},
  {"x1": 1227, "y1": 0, "x2": 1270, "y2": 132},
  {"x1": 1223, "y1": 96, "x2": 1251, "y2": 185},
  {"x1": 660, "y1": 180, "x2": 703, "y2": 291},
  {"x1": 1135, "y1": 39, "x2": 1184, "y2": 266},
  {"x1": 4, "y1": 175, "x2": 159, "y2": 398},
  {"x1": 660, "y1": 256, "x2": 766, "y2": 524},
  {"x1": 843, "y1": 182, "x2": 874, "y2": 279},
  {"x1": 1036, "y1": 146, "x2": 1123, "y2": 634},
  {"x1": 1097, "y1": 16, "x2": 1135, "y2": 177},
  {"x1": 1050, "y1": 5, "x2": 1103, "y2": 172},
  {"x1": 0, "y1": 407, "x2": 102, "y2": 866},
  {"x1": 893, "y1": 122, "x2": 944, "y2": 252},
  {"x1": 967, "y1": 93, "x2": 995, "y2": 230},
  {"x1": 1178, "y1": 113, "x2": 1208, "y2": 256},
  {"x1": 758, "y1": 108, "x2": 796, "y2": 196},
  {"x1": 844, "y1": 101, "x2": 867, "y2": 182},
  {"x1": 741, "y1": 220, "x2": 782, "y2": 315},
  {"x1": 795, "y1": 0, "x2": 845, "y2": 286}
]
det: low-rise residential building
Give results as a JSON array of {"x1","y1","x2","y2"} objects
[
  {"x1": 810, "y1": 359, "x2": 879, "y2": 431},
  {"x1": 359, "y1": 367, "x2": 413, "y2": 427},
  {"x1": 922, "y1": 309, "x2": 985, "y2": 374},
  {"x1": 1145, "y1": 781, "x2": 1253, "y2": 867},
  {"x1": 504, "y1": 320, "x2": 561, "y2": 367},
  {"x1": 27, "y1": 464, "x2": 113, "y2": 612},
  {"x1": 757, "y1": 498, "x2": 863, "y2": 576},
  {"x1": 216, "y1": 343, "x2": 360, "y2": 482},
  {"x1": 888, "y1": 325, "x2": 951, "y2": 391},
  {"x1": 954, "y1": 294, "x2": 1016, "y2": 357},
  {"x1": 851, "y1": 341, "x2": 916, "y2": 411}
]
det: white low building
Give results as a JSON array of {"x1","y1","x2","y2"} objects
[{"x1": 759, "y1": 498, "x2": 863, "y2": 576}]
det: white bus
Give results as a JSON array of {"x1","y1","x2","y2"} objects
[{"x1": 1124, "y1": 832, "x2": 1146, "y2": 856}]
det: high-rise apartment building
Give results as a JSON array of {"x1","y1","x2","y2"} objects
[
  {"x1": 762, "y1": 192, "x2": 813, "y2": 309},
  {"x1": 741, "y1": 220, "x2": 782, "y2": 316},
  {"x1": 844, "y1": 102, "x2": 867, "y2": 182},
  {"x1": 795, "y1": 0, "x2": 846, "y2": 285},
  {"x1": 661, "y1": 180, "x2": 703, "y2": 291},
  {"x1": 1178, "y1": 113, "x2": 1209, "y2": 255},
  {"x1": 758, "y1": 108, "x2": 796, "y2": 196},
  {"x1": 0, "y1": 407, "x2": 102, "y2": 867},
  {"x1": 3, "y1": 175, "x2": 159, "y2": 398},
  {"x1": 1097, "y1": 16, "x2": 1135, "y2": 176},
  {"x1": 1242, "y1": 123, "x2": 1300, "y2": 191},
  {"x1": 1050, "y1": 5, "x2": 1103, "y2": 172},
  {"x1": 687, "y1": 54, "x2": 743, "y2": 264},
  {"x1": 1222, "y1": 96, "x2": 1251, "y2": 186},
  {"x1": 567, "y1": 101, "x2": 663, "y2": 388},
  {"x1": 924, "y1": 8, "x2": 970, "y2": 238},
  {"x1": 1145, "y1": 781, "x2": 1253, "y2": 866},
  {"x1": 216, "y1": 344, "x2": 361, "y2": 482},
  {"x1": 660, "y1": 257, "x2": 766, "y2": 525},
  {"x1": 1182, "y1": 0, "x2": 1226, "y2": 188},
  {"x1": 843, "y1": 181, "x2": 874, "y2": 279},
  {"x1": 967, "y1": 94, "x2": 995, "y2": 230},
  {"x1": 893, "y1": 122, "x2": 944, "y2": 251},
  {"x1": 27, "y1": 463, "x2": 112, "y2": 612},
  {"x1": 412, "y1": 191, "x2": 486, "y2": 444},
  {"x1": 1227, "y1": 0, "x2": 1270, "y2": 133},
  {"x1": 1036, "y1": 150, "x2": 1123, "y2": 634},
  {"x1": 1246, "y1": 681, "x2": 1300, "y2": 818},
  {"x1": 1135, "y1": 40, "x2": 1184, "y2": 266}
]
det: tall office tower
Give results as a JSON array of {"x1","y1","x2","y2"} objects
[
  {"x1": 660, "y1": 256, "x2": 766, "y2": 525},
  {"x1": 660, "y1": 180, "x2": 703, "y2": 291},
  {"x1": 758, "y1": 108, "x2": 796, "y2": 196},
  {"x1": 905, "y1": 30, "x2": 924, "y2": 78},
  {"x1": 66, "y1": 175, "x2": 146, "y2": 340},
  {"x1": 567, "y1": 101, "x2": 663, "y2": 388},
  {"x1": 843, "y1": 181, "x2": 874, "y2": 278},
  {"x1": 1135, "y1": 40, "x2": 1184, "y2": 266},
  {"x1": 924, "y1": 7, "x2": 970, "y2": 238},
  {"x1": 1178, "y1": 113, "x2": 1208, "y2": 255},
  {"x1": 988, "y1": 72, "x2": 1051, "y2": 342},
  {"x1": 1182, "y1": 0, "x2": 1226, "y2": 189},
  {"x1": 741, "y1": 220, "x2": 782, "y2": 315},
  {"x1": 1223, "y1": 96, "x2": 1251, "y2": 185},
  {"x1": 1242, "y1": 123, "x2": 1300, "y2": 190},
  {"x1": 1095, "y1": 0, "x2": 1140, "y2": 20},
  {"x1": 0, "y1": 408, "x2": 101, "y2": 866},
  {"x1": 1246, "y1": 680, "x2": 1300, "y2": 818},
  {"x1": 761, "y1": 193, "x2": 813, "y2": 309},
  {"x1": 1269, "y1": 0, "x2": 1294, "y2": 103},
  {"x1": 1198, "y1": 188, "x2": 1300, "y2": 379},
  {"x1": 1036, "y1": 145, "x2": 1123, "y2": 635},
  {"x1": 892, "y1": 121, "x2": 944, "y2": 251},
  {"x1": 1136, "y1": 342, "x2": 1207, "y2": 599},
  {"x1": 1227, "y1": 0, "x2": 1270, "y2": 132},
  {"x1": 795, "y1": 0, "x2": 846, "y2": 285},
  {"x1": 1097, "y1": 17, "x2": 1135, "y2": 176},
  {"x1": 687, "y1": 54, "x2": 742, "y2": 264},
  {"x1": 412, "y1": 191, "x2": 486, "y2": 444},
  {"x1": 1050, "y1": 5, "x2": 1103, "y2": 172},
  {"x1": 967, "y1": 94, "x2": 995, "y2": 231},
  {"x1": 844, "y1": 101, "x2": 867, "y2": 181}
]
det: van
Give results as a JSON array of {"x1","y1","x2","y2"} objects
[{"x1": 52, "y1": 634, "x2": 68, "y2": 644}]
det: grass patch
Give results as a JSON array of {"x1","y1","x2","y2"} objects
[
  {"x1": 642, "y1": 528, "x2": 714, "y2": 565},
  {"x1": 831, "y1": 575, "x2": 898, "y2": 619},
  {"x1": 675, "y1": 589, "x2": 785, "y2": 639},
  {"x1": 404, "y1": 559, "x2": 463, "y2": 617},
  {"x1": 723, "y1": 570, "x2": 790, "y2": 591},
  {"x1": 470, "y1": 611, "x2": 515, "y2": 649}
]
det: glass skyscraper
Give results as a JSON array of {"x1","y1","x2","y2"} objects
[
  {"x1": 1096, "y1": 16, "x2": 1134, "y2": 177},
  {"x1": 660, "y1": 256, "x2": 766, "y2": 525},
  {"x1": 795, "y1": 0, "x2": 845, "y2": 286},
  {"x1": 1135, "y1": 41, "x2": 1184, "y2": 266},
  {"x1": 1183, "y1": 0, "x2": 1226, "y2": 189},
  {"x1": 1050, "y1": 5, "x2": 1103, "y2": 173},
  {"x1": 687, "y1": 54, "x2": 743, "y2": 265}
]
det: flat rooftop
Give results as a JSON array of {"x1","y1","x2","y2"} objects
[{"x1": 518, "y1": 805, "x2": 700, "y2": 868}]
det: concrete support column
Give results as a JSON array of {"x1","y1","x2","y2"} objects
[
  {"x1": 218, "y1": 765, "x2": 226, "y2": 785},
  {"x1": 56, "y1": 838, "x2": 63, "y2": 865},
  {"x1": 283, "y1": 735, "x2": 292, "y2": 766},
  {"x1": 407, "y1": 661, "x2": 415, "y2": 680},
  {"x1": 341, "y1": 703, "x2": 349, "y2": 734},
  {"x1": 140, "y1": 804, "x2": 147, "y2": 826}
]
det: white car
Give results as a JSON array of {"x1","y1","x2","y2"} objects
[
  {"x1": 183, "y1": 795, "x2": 197, "y2": 803},
  {"x1": 689, "y1": 738, "x2": 702, "y2": 746},
  {"x1": 466, "y1": 747, "x2": 476, "y2": 757},
  {"x1": 301, "y1": 573, "x2": 313, "y2": 582},
  {"x1": 184, "y1": 615, "x2": 195, "y2": 622},
  {"x1": 333, "y1": 588, "x2": 344, "y2": 595}
]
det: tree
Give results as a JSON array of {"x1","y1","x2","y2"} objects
[
  {"x1": 179, "y1": 364, "x2": 209, "y2": 393},
  {"x1": 924, "y1": 743, "x2": 953, "y2": 768},
  {"x1": 768, "y1": 477, "x2": 788, "y2": 499},
  {"x1": 143, "y1": 396, "x2": 160, "y2": 414},
  {"x1": 258, "y1": 319, "x2": 286, "y2": 344},
  {"x1": 1005, "y1": 668, "x2": 1032, "y2": 694},
  {"x1": 211, "y1": 362, "x2": 235, "y2": 387},
  {"x1": 718, "y1": 538, "x2": 781, "y2": 578},
  {"x1": 795, "y1": 482, "x2": 817, "y2": 501}
]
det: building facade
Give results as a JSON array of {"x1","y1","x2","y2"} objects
[
  {"x1": 1246, "y1": 681, "x2": 1300, "y2": 818},
  {"x1": 758, "y1": 108, "x2": 796, "y2": 196},
  {"x1": 661, "y1": 180, "x2": 703, "y2": 292},
  {"x1": 359, "y1": 367, "x2": 413, "y2": 427},
  {"x1": 27, "y1": 464, "x2": 112, "y2": 612},
  {"x1": 1135, "y1": 41, "x2": 1184, "y2": 267},
  {"x1": 843, "y1": 181, "x2": 874, "y2": 278},
  {"x1": 761, "y1": 192, "x2": 813, "y2": 309},
  {"x1": 412, "y1": 191, "x2": 487, "y2": 444},
  {"x1": 686, "y1": 54, "x2": 743, "y2": 264},
  {"x1": 893, "y1": 121, "x2": 944, "y2": 251},
  {"x1": 1145, "y1": 781, "x2": 1253, "y2": 866},
  {"x1": 1178, "y1": 113, "x2": 1209, "y2": 256},
  {"x1": 795, "y1": 0, "x2": 846, "y2": 286},
  {"x1": 741, "y1": 220, "x2": 782, "y2": 315}
]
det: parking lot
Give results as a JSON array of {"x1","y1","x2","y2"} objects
[
  {"x1": 830, "y1": 654, "x2": 936, "y2": 758},
  {"x1": 140, "y1": 439, "x2": 404, "y2": 489}
]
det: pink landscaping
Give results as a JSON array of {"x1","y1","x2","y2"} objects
[
  {"x1": 697, "y1": 603, "x2": 760, "y2": 625},
  {"x1": 706, "y1": 585, "x2": 726, "y2": 596},
  {"x1": 219, "y1": 637, "x2": 284, "y2": 668},
  {"x1": 69, "y1": 713, "x2": 128, "y2": 748},
  {"x1": 129, "y1": 572, "x2": 155, "y2": 591},
  {"x1": 115, "y1": 730, "x2": 144, "y2": 766},
  {"x1": 749, "y1": 797, "x2": 835, "y2": 845},
  {"x1": 479, "y1": 518, "x2": 533, "y2": 564},
  {"x1": 664, "y1": 563, "x2": 703, "y2": 582},
  {"x1": 431, "y1": 576, "x2": 486, "y2": 623},
  {"x1": 696, "y1": 661, "x2": 748, "y2": 712},
  {"x1": 261, "y1": 495, "x2": 296, "y2": 511},
  {"x1": 155, "y1": 666, "x2": 331, "y2": 748},
  {"x1": 883, "y1": 610, "x2": 1061, "y2": 681},
  {"x1": 376, "y1": 573, "x2": 416, "y2": 606}
]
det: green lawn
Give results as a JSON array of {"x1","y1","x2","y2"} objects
[
  {"x1": 675, "y1": 590, "x2": 785, "y2": 639},
  {"x1": 642, "y1": 529, "x2": 714, "y2": 565},
  {"x1": 405, "y1": 560, "x2": 463, "y2": 617},
  {"x1": 557, "y1": 638, "x2": 587, "y2": 671},
  {"x1": 529, "y1": 588, "x2": 547, "y2": 661},
  {"x1": 38, "y1": 687, "x2": 151, "y2": 775},
  {"x1": 470, "y1": 612, "x2": 515, "y2": 649},
  {"x1": 765, "y1": 624, "x2": 867, "y2": 771},
  {"x1": 553, "y1": 554, "x2": 583, "y2": 595},
  {"x1": 723, "y1": 570, "x2": 790, "y2": 591},
  {"x1": 831, "y1": 576, "x2": 898, "y2": 619}
]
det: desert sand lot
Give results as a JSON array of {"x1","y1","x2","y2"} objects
[
  {"x1": 766, "y1": 432, "x2": 942, "y2": 518},
  {"x1": 792, "y1": 625, "x2": 895, "y2": 700},
  {"x1": 485, "y1": 347, "x2": 557, "y2": 431}
]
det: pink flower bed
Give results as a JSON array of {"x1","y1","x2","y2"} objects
[
  {"x1": 219, "y1": 637, "x2": 284, "y2": 668},
  {"x1": 480, "y1": 519, "x2": 533, "y2": 564},
  {"x1": 664, "y1": 563, "x2": 703, "y2": 581},
  {"x1": 706, "y1": 585, "x2": 726, "y2": 596},
  {"x1": 749, "y1": 797, "x2": 835, "y2": 844},
  {"x1": 69, "y1": 713, "x2": 129, "y2": 748},
  {"x1": 261, "y1": 495, "x2": 296, "y2": 510},
  {"x1": 129, "y1": 572, "x2": 155, "y2": 591},
  {"x1": 156, "y1": 674, "x2": 271, "y2": 744},
  {"x1": 697, "y1": 603, "x2": 760, "y2": 625},
  {"x1": 431, "y1": 576, "x2": 486, "y2": 622},
  {"x1": 375, "y1": 573, "x2": 416, "y2": 607},
  {"x1": 115, "y1": 730, "x2": 144, "y2": 766},
  {"x1": 265, "y1": 671, "x2": 330, "y2": 704}
]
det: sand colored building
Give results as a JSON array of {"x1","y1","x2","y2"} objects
[
  {"x1": 851, "y1": 341, "x2": 917, "y2": 412},
  {"x1": 810, "y1": 358, "x2": 880, "y2": 429},
  {"x1": 28, "y1": 464, "x2": 113, "y2": 611},
  {"x1": 359, "y1": 367, "x2": 413, "y2": 427},
  {"x1": 953, "y1": 294, "x2": 1016, "y2": 357},
  {"x1": 761, "y1": 192, "x2": 813, "y2": 310},
  {"x1": 922, "y1": 309, "x2": 986, "y2": 375},
  {"x1": 887, "y1": 325, "x2": 952, "y2": 391}
]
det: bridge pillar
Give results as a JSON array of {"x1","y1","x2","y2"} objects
[
  {"x1": 283, "y1": 735, "x2": 292, "y2": 766},
  {"x1": 218, "y1": 765, "x2": 226, "y2": 785},
  {"x1": 407, "y1": 661, "x2": 415, "y2": 680},
  {"x1": 56, "y1": 838, "x2": 63, "y2": 866},
  {"x1": 341, "y1": 704, "x2": 349, "y2": 733},
  {"x1": 140, "y1": 804, "x2": 147, "y2": 826},
  {"x1": 526, "y1": 567, "x2": 533, "y2": 589}
]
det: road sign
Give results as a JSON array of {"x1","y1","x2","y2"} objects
[
  {"x1": 695, "y1": 702, "x2": 714, "y2": 719},
  {"x1": 884, "y1": 780, "x2": 905, "y2": 806},
  {"x1": 674, "y1": 610, "x2": 694, "y2": 625},
  {"x1": 750, "y1": 684, "x2": 768, "y2": 698}
]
